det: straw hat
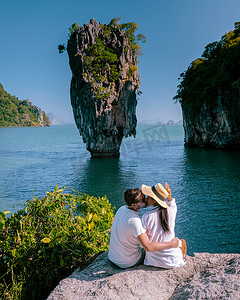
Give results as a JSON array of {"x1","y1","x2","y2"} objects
[{"x1": 141, "y1": 183, "x2": 169, "y2": 208}]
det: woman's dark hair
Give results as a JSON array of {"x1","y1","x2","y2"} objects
[
  {"x1": 158, "y1": 205, "x2": 170, "y2": 232},
  {"x1": 124, "y1": 188, "x2": 142, "y2": 206}
]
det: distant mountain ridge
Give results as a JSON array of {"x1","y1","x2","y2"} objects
[
  {"x1": 47, "y1": 112, "x2": 69, "y2": 125},
  {"x1": 0, "y1": 83, "x2": 50, "y2": 127},
  {"x1": 138, "y1": 119, "x2": 183, "y2": 125}
]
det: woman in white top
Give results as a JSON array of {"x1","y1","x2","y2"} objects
[{"x1": 141, "y1": 182, "x2": 186, "y2": 268}]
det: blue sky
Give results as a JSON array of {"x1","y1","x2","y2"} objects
[{"x1": 1, "y1": 0, "x2": 240, "y2": 123}]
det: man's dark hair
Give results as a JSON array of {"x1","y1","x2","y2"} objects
[{"x1": 124, "y1": 188, "x2": 142, "y2": 206}]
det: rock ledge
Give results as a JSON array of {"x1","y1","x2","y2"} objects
[{"x1": 48, "y1": 252, "x2": 240, "y2": 300}]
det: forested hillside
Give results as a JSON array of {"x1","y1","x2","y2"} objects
[{"x1": 0, "y1": 83, "x2": 50, "y2": 127}]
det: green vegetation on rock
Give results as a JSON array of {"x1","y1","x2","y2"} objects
[
  {"x1": 0, "y1": 186, "x2": 115, "y2": 299},
  {"x1": 82, "y1": 37, "x2": 120, "y2": 84},
  {"x1": 58, "y1": 17, "x2": 145, "y2": 101},
  {"x1": 174, "y1": 22, "x2": 240, "y2": 116},
  {"x1": 59, "y1": 17, "x2": 146, "y2": 57},
  {"x1": 0, "y1": 83, "x2": 50, "y2": 127}
]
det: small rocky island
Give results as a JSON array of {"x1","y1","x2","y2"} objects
[
  {"x1": 174, "y1": 22, "x2": 240, "y2": 149},
  {"x1": 0, "y1": 83, "x2": 50, "y2": 127},
  {"x1": 60, "y1": 18, "x2": 145, "y2": 157}
]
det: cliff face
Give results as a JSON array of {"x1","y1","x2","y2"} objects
[
  {"x1": 175, "y1": 23, "x2": 240, "y2": 149},
  {"x1": 67, "y1": 19, "x2": 140, "y2": 157},
  {"x1": 182, "y1": 88, "x2": 240, "y2": 148},
  {"x1": 48, "y1": 252, "x2": 240, "y2": 300}
]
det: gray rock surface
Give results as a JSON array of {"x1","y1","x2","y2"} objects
[
  {"x1": 35, "y1": 107, "x2": 44, "y2": 127},
  {"x1": 182, "y1": 88, "x2": 240, "y2": 148},
  {"x1": 47, "y1": 252, "x2": 240, "y2": 300},
  {"x1": 67, "y1": 19, "x2": 140, "y2": 157}
]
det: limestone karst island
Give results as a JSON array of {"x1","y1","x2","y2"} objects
[
  {"x1": 174, "y1": 22, "x2": 240, "y2": 149},
  {"x1": 0, "y1": 83, "x2": 50, "y2": 127},
  {"x1": 58, "y1": 18, "x2": 145, "y2": 157}
]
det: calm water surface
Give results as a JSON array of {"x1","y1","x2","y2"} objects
[{"x1": 0, "y1": 124, "x2": 240, "y2": 255}]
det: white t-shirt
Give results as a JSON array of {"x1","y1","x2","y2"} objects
[
  {"x1": 141, "y1": 199, "x2": 185, "y2": 268},
  {"x1": 108, "y1": 205, "x2": 146, "y2": 268}
]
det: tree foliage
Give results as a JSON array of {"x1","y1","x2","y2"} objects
[
  {"x1": 0, "y1": 84, "x2": 50, "y2": 127},
  {"x1": 116, "y1": 19, "x2": 146, "y2": 55},
  {"x1": 68, "y1": 23, "x2": 80, "y2": 35},
  {"x1": 0, "y1": 186, "x2": 115, "y2": 299},
  {"x1": 83, "y1": 38, "x2": 120, "y2": 84},
  {"x1": 174, "y1": 22, "x2": 240, "y2": 115},
  {"x1": 58, "y1": 17, "x2": 146, "y2": 57}
]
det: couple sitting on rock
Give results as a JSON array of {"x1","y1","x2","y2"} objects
[{"x1": 108, "y1": 182, "x2": 187, "y2": 268}]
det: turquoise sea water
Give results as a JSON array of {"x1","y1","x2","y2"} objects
[{"x1": 1, "y1": 124, "x2": 240, "y2": 255}]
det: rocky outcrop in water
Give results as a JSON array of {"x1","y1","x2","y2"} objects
[
  {"x1": 67, "y1": 19, "x2": 141, "y2": 157},
  {"x1": 175, "y1": 22, "x2": 240, "y2": 149},
  {"x1": 182, "y1": 88, "x2": 240, "y2": 148},
  {"x1": 47, "y1": 251, "x2": 240, "y2": 300}
]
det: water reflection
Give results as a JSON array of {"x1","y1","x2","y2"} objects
[{"x1": 70, "y1": 156, "x2": 138, "y2": 209}]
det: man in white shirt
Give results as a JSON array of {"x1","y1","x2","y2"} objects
[{"x1": 108, "y1": 188, "x2": 179, "y2": 268}]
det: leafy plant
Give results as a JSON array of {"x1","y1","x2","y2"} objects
[
  {"x1": 0, "y1": 186, "x2": 115, "y2": 299},
  {"x1": 127, "y1": 65, "x2": 138, "y2": 79}
]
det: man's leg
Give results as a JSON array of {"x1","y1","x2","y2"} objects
[
  {"x1": 109, "y1": 248, "x2": 146, "y2": 268},
  {"x1": 132, "y1": 248, "x2": 146, "y2": 267}
]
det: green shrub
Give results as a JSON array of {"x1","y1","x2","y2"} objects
[
  {"x1": 127, "y1": 65, "x2": 138, "y2": 79},
  {"x1": 68, "y1": 23, "x2": 80, "y2": 35},
  {"x1": 0, "y1": 186, "x2": 115, "y2": 300},
  {"x1": 83, "y1": 38, "x2": 120, "y2": 83}
]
